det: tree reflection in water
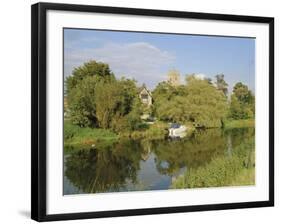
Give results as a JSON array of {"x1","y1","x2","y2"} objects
[{"x1": 64, "y1": 128, "x2": 254, "y2": 194}]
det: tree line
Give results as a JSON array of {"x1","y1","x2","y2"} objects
[
  {"x1": 66, "y1": 60, "x2": 255, "y2": 131},
  {"x1": 66, "y1": 61, "x2": 143, "y2": 131}
]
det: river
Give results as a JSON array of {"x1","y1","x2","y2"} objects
[{"x1": 64, "y1": 127, "x2": 255, "y2": 195}]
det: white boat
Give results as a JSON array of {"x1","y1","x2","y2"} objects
[{"x1": 168, "y1": 123, "x2": 187, "y2": 137}]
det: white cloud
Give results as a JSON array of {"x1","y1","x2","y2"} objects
[{"x1": 64, "y1": 42, "x2": 175, "y2": 89}]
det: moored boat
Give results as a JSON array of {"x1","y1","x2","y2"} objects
[{"x1": 168, "y1": 123, "x2": 187, "y2": 137}]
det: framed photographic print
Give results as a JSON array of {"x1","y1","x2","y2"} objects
[{"x1": 31, "y1": 2, "x2": 274, "y2": 222}]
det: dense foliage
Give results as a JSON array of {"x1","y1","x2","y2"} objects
[
  {"x1": 66, "y1": 60, "x2": 255, "y2": 131},
  {"x1": 229, "y1": 82, "x2": 255, "y2": 119},
  {"x1": 152, "y1": 75, "x2": 228, "y2": 127},
  {"x1": 66, "y1": 61, "x2": 142, "y2": 131}
]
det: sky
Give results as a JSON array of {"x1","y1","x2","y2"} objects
[{"x1": 64, "y1": 28, "x2": 255, "y2": 92}]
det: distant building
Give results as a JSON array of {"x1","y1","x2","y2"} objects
[
  {"x1": 167, "y1": 69, "x2": 181, "y2": 86},
  {"x1": 139, "y1": 85, "x2": 152, "y2": 107}
]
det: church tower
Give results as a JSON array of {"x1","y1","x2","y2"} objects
[{"x1": 167, "y1": 69, "x2": 180, "y2": 86}]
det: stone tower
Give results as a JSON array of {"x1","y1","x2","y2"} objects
[{"x1": 167, "y1": 69, "x2": 180, "y2": 86}]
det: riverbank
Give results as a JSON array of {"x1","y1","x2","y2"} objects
[
  {"x1": 224, "y1": 119, "x2": 254, "y2": 129},
  {"x1": 120, "y1": 121, "x2": 168, "y2": 139},
  {"x1": 64, "y1": 121, "x2": 170, "y2": 150},
  {"x1": 64, "y1": 126, "x2": 255, "y2": 194},
  {"x1": 64, "y1": 119, "x2": 254, "y2": 151},
  {"x1": 64, "y1": 121, "x2": 119, "y2": 150},
  {"x1": 171, "y1": 139, "x2": 255, "y2": 188},
  {"x1": 120, "y1": 121, "x2": 195, "y2": 139}
]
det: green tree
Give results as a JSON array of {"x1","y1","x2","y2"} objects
[
  {"x1": 94, "y1": 78, "x2": 142, "y2": 131},
  {"x1": 66, "y1": 60, "x2": 114, "y2": 93},
  {"x1": 153, "y1": 96, "x2": 188, "y2": 122},
  {"x1": 152, "y1": 81, "x2": 187, "y2": 122},
  {"x1": 66, "y1": 61, "x2": 142, "y2": 130},
  {"x1": 233, "y1": 82, "x2": 252, "y2": 103},
  {"x1": 230, "y1": 82, "x2": 255, "y2": 119},
  {"x1": 66, "y1": 61, "x2": 115, "y2": 127},
  {"x1": 152, "y1": 75, "x2": 228, "y2": 127},
  {"x1": 229, "y1": 95, "x2": 242, "y2": 119},
  {"x1": 67, "y1": 76, "x2": 99, "y2": 127},
  {"x1": 185, "y1": 77, "x2": 228, "y2": 127},
  {"x1": 94, "y1": 81, "x2": 121, "y2": 129}
]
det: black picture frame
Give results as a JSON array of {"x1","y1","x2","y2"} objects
[{"x1": 31, "y1": 2, "x2": 274, "y2": 222}]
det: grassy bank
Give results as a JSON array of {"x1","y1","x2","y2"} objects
[
  {"x1": 172, "y1": 139, "x2": 255, "y2": 188},
  {"x1": 64, "y1": 120, "x2": 171, "y2": 150},
  {"x1": 120, "y1": 121, "x2": 168, "y2": 140},
  {"x1": 120, "y1": 121, "x2": 195, "y2": 140},
  {"x1": 224, "y1": 119, "x2": 255, "y2": 129},
  {"x1": 64, "y1": 121, "x2": 119, "y2": 149},
  {"x1": 230, "y1": 168, "x2": 255, "y2": 186}
]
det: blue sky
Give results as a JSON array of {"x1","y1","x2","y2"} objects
[{"x1": 64, "y1": 28, "x2": 255, "y2": 92}]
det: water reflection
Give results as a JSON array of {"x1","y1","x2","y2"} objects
[{"x1": 64, "y1": 127, "x2": 254, "y2": 195}]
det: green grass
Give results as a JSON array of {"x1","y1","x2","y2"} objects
[
  {"x1": 64, "y1": 120, "x2": 171, "y2": 150},
  {"x1": 172, "y1": 139, "x2": 255, "y2": 189},
  {"x1": 230, "y1": 168, "x2": 255, "y2": 186},
  {"x1": 120, "y1": 121, "x2": 169, "y2": 140},
  {"x1": 224, "y1": 119, "x2": 255, "y2": 129},
  {"x1": 120, "y1": 121, "x2": 195, "y2": 140},
  {"x1": 64, "y1": 121, "x2": 118, "y2": 149}
]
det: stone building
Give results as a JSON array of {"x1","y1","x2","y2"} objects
[
  {"x1": 167, "y1": 69, "x2": 181, "y2": 87},
  {"x1": 139, "y1": 85, "x2": 152, "y2": 107}
]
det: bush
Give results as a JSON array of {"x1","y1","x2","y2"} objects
[{"x1": 64, "y1": 122, "x2": 80, "y2": 140}]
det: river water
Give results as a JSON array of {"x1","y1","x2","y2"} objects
[{"x1": 64, "y1": 127, "x2": 254, "y2": 195}]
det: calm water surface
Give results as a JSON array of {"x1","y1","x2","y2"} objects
[{"x1": 64, "y1": 127, "x2": 254, "y2": 195}]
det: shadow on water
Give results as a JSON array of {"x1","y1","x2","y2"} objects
[{"x1": 64, "y1": 127, "x2": 255, "y2": 195}]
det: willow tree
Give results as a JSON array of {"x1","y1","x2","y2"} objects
[
  {"x1": 152, "y1": 75, "x2": 227, "y2": 127},
  {"x1": 186, "y1": 79, "x2": 227, "y2": 127},
  {"x1": 185, "y1": 76, "x2": 228, "y2": 128},
  {"x1": 152, "y1": 81, "x2": 187, "y2": 122}
]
